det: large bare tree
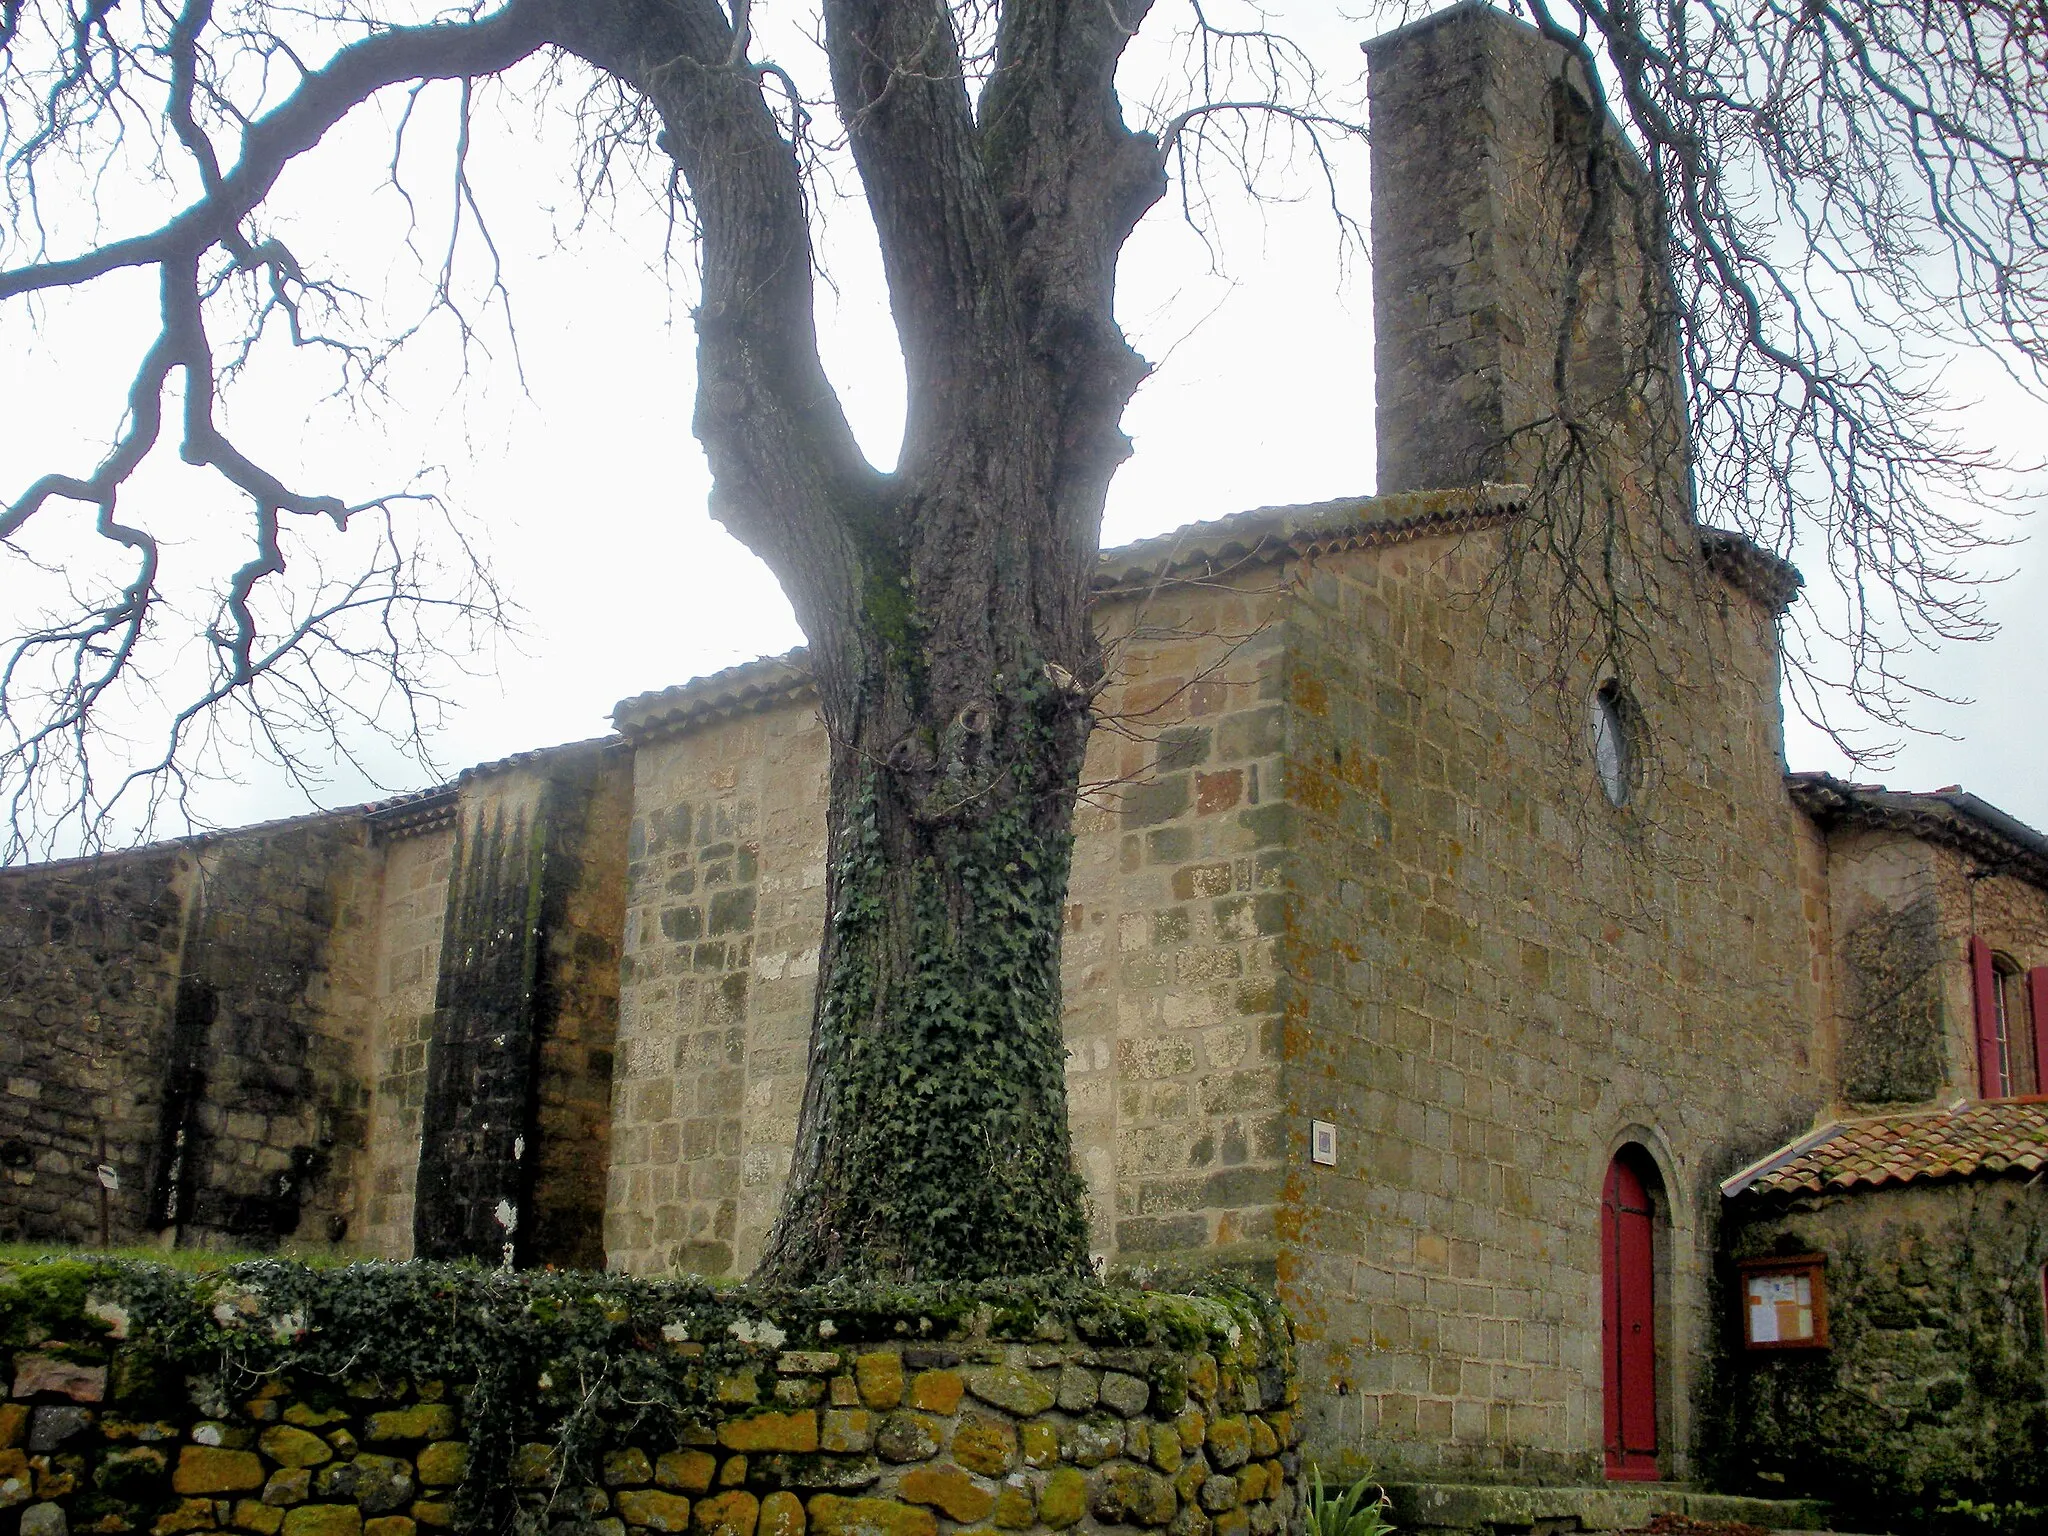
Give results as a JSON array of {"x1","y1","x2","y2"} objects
[{"x1": 2, "y1": 0, "x2": 2043, "y2": 1281}]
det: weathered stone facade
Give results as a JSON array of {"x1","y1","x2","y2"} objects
[
  {"x1": 1717, "y1": 1178, "x2": 2048, "y2": 1526},
  {"x1": 4, "y1": 1, "x2": 2047, "y2": 1516},
  {"x1": 0, "y1": 822, "x2": 380, "y2": 1256}
]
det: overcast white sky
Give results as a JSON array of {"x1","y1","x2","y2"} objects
[{"x1": 1, "y1": 1, "x2": 2042, "y2": 856}]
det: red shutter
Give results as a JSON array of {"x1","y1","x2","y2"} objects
[
  {"x1": 1970, "y1": 935, "x2": 2003, "y2": 1098},
  {"x1": 2030, "y1": 967, "x2": 2048, "y2": 1099}
]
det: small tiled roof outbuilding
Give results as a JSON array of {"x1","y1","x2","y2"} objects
[{"x1": 1723, "y1": 1098, "x2": 2048, "y2": 1200}]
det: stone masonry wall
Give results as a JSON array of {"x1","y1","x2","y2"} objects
[
  {"x1": 608, "y1": 564, "x2": 1296, "y2": 1280},
  {"x1": 526, "y1": 748, "x2": 632, "y2": 1272},
  {"x1": 356, "y1": 823, "x2": 456, "y2": 1261},
  {"x1": 1825, "y1": 832, "x2": 1948, "y2": 1108},
  {"x1": 1063, "y1": 576, "x2": 1295, "y2": 1268},
  {"x1": 162, "y1": 823, "x2": 379, "y2": 1255},
  {"x1": 1929, "y1": 839, "x2": 2048, "y2": 1101},
  {"x1": 411, "y1": 744, "x2": 629, "y2": 1270},
  {"x1": 1715, "y1": 1178, "x2": 2048, "y2": 1524},
  {"x1": 0, "y1": 851, "x2": 192, "y2": 1246},
  {"x1": 610, "y1": 697, "x2": 831, "y2": 1278},
  {"x1": 0, "y1": 1265, "x2": 1300, "y2": 1536},
  {"x1": 0, "y1": 816, "x2": 380, "y2": 1258},
  {"x1": 1273, "y1": 522, "x2": 1830, "y2": 1484},
  {"x1": 1368, "y1": 3, "x2": 1673, "y2": 497}
]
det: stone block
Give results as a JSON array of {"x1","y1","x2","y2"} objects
[
  {"x1": 851, "y1": 1356, "x2": 902, "y2": 1412},
  {"x1": 1062, "y1": 1417, "x2": 1124, "y2": 1468},
  {"x1": 898, "y1": 1465, "x2": 993, "y2": 1525},
  {"x1": 1053, "y1": 1368, "x2": 1098, "y2": 1413},
  {"x1": 991, "y1": 1486, "x2": 1034, "y2": 1530},
  {"x1": 29, "y1": 1406, "x2": 92, "y2": 1452},
  {"x1": 904, "y1": 1373, "x2": 961, "y2": 1416},
  {"x1": 872, "y1": 1415, "x2": 939, "y2": 1465},
  {"x1": 757, "y1": 1492, "x2": 803, "y2": 1536},
  {"x1": 963, "y1": 1368, "x2": 1055, "y2": 1417},
  {"x1": 948, "y1": 1415, "x2": 1016, "y2": 1478},
  {"x1": 616, "y1": 1491, "x2": 693, "y2": 1532},
  {"x1": 263, "y1": 1469, "x2": 312, "y2": 1507},
  {"x1": 314, "y1": 1454, "x2": 412, "y2": 1514},
  {"x1": 234, "y1": 1500, "x2": 285, "y2": 1535},
  {"x1": 0, "y1": 1404, "x2": 28, "y2": 1450},
  {"x1": 817, "y1": 1411, "x2": 871, "y2": 1455},
  {"x1": 1, "y1": 1450, "x2": 37, "y2": 1510},
  {"x1": 1100, "y1": 1372, "x2": 1152, "y2": 1418},
  {"x1": 776, "y1": 1355, "x2": 840, "y2": 1378},
  {"x1": 175, "y1": 1450, "x2": 267, "y2": 1496},
  {"x1": 1019, "y1": 1420, "x2": 1058, "y2": 1470},
  {"x1": 1206, "y1": 1416, "x2": 1250, "y2": 1470},
  {"x1": 258, "y1": 1429, "x2": 333, "y2": 1469},
  {"x1": 361, "y1": 1410, "x2": 454, "y2": 1445},
  {"x1": 21, "y1": 1501, "x2": 67, "y2": 1536},
  {"x1": 803, "y1": 1496, "x2": 935, "y2": 1536},
  {"x1": 1093, "y1": 1464, "x2": 1179, "y2": 1527},
  {"x1": 282, "y1": 1407, "x2": 349, "y2": 1431},
  {"x1": 282, "y1": 1506, "x2": 362, "y2": 1536},
  {"x1": 1150, "y1": 1428, "x2": 1185, "y2": 1476},
  {"x1": 363, "y1": 1519, "x2": 414, "y2": 1536},
  {"x1": 409, "y1": 1505, "x2": 453, "y2": 1530},
  {"x1": 413, "y1": 1444, "x2": 467, "y2": 1490},
  {"x1": 744, "y1": 1455, "x2": 878, "y2": 1494},
  {"x1": 1038, "y1": 1468, "x2": 1088, "y2": 1531},
  {"x1": 1122, "y1": 778, "x2": 1191, "y2": 829},
  {"x1": 604, "y1": 1450, "x2": 653, "y2": 1488},
  {"x1": 691, "y1": 1490, "x2": 759, "y2": 1536},
  {"x1": 511, "y1": 1445, "x2": 557, "y2": 1488},
  {"x1": 654, "y1": 1452, "x2": 716, "y2": 1495},
  {"x1": 153, "y1": 1496, "x2": 218, "y2": 1533},
  {"x1": 718, "y1": 1412, "x2": 816, "y2": 1454},
  {"x1": 12, "y1": 1357, "x2": 107, "y2": 1404}
]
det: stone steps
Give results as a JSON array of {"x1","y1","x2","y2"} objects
[{"x1": 1382, "y1": 1480, "x2": 1856, "y2": 1535}]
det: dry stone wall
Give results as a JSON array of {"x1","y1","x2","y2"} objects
[{"x1": 0, "y1": 1262, "x2": 1300, "y2": 1536}]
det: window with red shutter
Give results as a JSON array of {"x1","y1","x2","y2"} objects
[
  {"x1": 2030, "y1": 968, "x2": 2048, "y2": 1099},
  {"x1": 1971, "y1": 935, "x2": 2003, "y2": 1097}
]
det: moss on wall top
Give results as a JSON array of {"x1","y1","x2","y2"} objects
[{"x1": 0, "y1": 1257, "x2": 1298, "y2": 1536}]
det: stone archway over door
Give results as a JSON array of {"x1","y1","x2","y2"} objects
[{"x1": 1602, "y1": 1150, "x2": 1659, "y2": 1480}]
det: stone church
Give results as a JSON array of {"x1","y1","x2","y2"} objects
[{"x1": 3, "y1": 2, "x2": 2044, "y2": 1522}]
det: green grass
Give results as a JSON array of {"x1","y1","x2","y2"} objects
[{"x1": 0, "y1": 1242, "x2": 360, "y2": 1272}]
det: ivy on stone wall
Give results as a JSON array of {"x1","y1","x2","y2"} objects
[{"x1": 0, "y1": 1258, "x2": 1292, "y2": 1536}]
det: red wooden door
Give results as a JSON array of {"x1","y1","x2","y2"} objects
[{"x1": 1602, "y1": 1154, "x2": 1659, "y2": 1481}]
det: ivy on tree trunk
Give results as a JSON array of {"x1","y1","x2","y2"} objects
[{"x1": 559, "y1": 0, "x2": 1168, "y2": 1282}]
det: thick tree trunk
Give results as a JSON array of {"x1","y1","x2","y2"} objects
[
  {"x1": 757, "y1": 655, "x2": 1095, "y2": 1282},
  {"x1": 554, "y1": 0, "x2": 1163, "y2": 1284},
  {"x1": 755, "y1": 388, "x2": 1111, "y2": 1283}
]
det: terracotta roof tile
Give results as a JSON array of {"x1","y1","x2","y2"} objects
[{"x1": 1723, "y1": 1098, "x2": 2048, "y2": 1199}]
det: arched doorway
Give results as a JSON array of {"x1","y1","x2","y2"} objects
[{"x1": 1602, "y1": 1147, "x2": 1662, "y2": 1481}]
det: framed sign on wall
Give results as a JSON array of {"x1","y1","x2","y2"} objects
[{"x1": 1738, "y1": 1254, "x2": 1830, "y2": 1350}]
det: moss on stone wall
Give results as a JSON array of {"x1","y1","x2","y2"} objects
[
  {"x1": 1711, "y1": 1180, "x2": 2048, "y2": 1533},
  {"x1": 1837, "y1": 897, "x2": 1946, "y2": 1105},
  {"x1": 0, "y1": 1259, "x2": 1299, "y2": 1536}
]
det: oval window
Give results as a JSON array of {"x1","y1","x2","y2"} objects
[{"x1": 1591, "y1": 681, "x2": 1640, "y2": 806}]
